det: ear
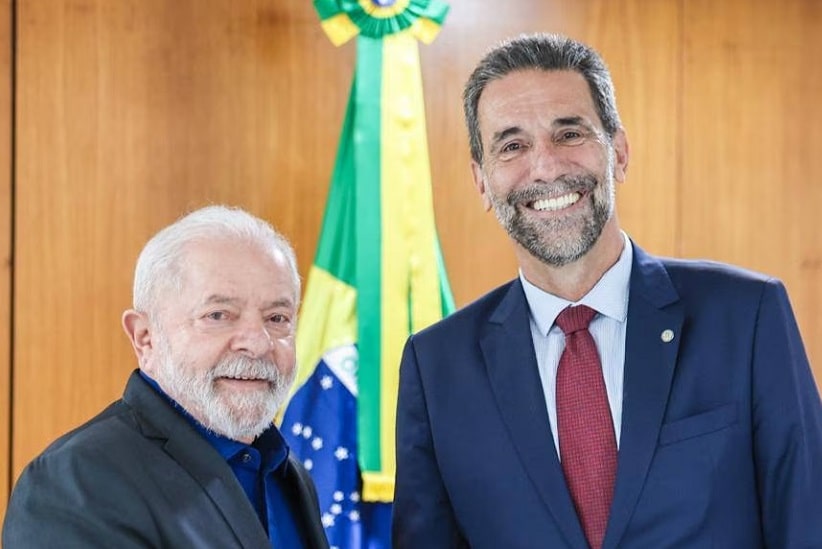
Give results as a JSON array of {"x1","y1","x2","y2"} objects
[
  {"x1": 612, "y1": 128, "x2": 630, "y2": 183},
  {"x1": 470, "y1": 160, "x2": 493, "y2": 212},
  {"x1": 122, "y1": 309, "x2": 157, "y2": 374}
]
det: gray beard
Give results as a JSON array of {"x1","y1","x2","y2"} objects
[
  {"x1": 489, "y1": 170, "x2": 614, "y2": 267},
  {"x1": 155, "y1": 347, "x2": 294, "y2": 441}
]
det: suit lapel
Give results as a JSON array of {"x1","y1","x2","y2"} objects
[
  {"x1": 162, "y1": 436, "x2": 271, "y2": 548},
  {"x1": 124, "y1": 373, "x2": 271, "y2": 549},
  {"x1": 481, "y1": 280, "x2": 589, "y2": 549},
  {"x1": 602, "y1": 245, "x2": 682, "y2": 549},
  {"x1": 285, "y1": 455, "x2": 330, "y2": 549}
]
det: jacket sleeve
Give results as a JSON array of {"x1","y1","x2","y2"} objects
[
  {"x1": 392, "y1": 336, "x2": 468, "y2": 549},
  {"x1": 2, "y1": 450, "x2": 159, "y2": 548},
  {"x1": 751, "y1": 279, "x2": 822, "y2": 547}
]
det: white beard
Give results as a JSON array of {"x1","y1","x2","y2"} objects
[{"x1": 153, "y1": 337, "x2": 295, "y2": 441}]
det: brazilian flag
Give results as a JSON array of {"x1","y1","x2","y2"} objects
[{"x1": 281, "y1": 1, "x2": 453, "y2": 546}]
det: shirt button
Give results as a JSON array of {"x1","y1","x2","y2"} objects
[{"x1": 242, "y1": 453, "x2": 251, "y2": 463}]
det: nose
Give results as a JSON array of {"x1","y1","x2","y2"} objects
[
  {"x1": 529, "y1": 139, "x2": 566, "y2": 183},
  {"x1": 231, "y1": 318, "x2": 273, "y2": 358}
]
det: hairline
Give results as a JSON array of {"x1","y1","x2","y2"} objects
[
  {"x1": 463, "y1": 33, "x2": 622, "y2": 165},
  {"x1": 132, "y1": 206, "x2": 301, "y2": 320}
]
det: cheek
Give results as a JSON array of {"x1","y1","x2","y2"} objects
[
  {"x1": 272, "y1": 338, "x2": 297, "y2": 373},
  {"x1": 141, "y1": 353, "x2": 162, "y2": 377},
  {"x1": 175, "y1": 343, "x2": 228, "y2": 375},
  {"x1": 143, "y1": 334, "x2": 174, "y2": 374},
  {"x1": 486, "y1": 161, "x2": 533, "y2": 194}
]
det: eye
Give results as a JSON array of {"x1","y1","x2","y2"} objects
[
  {"x1": 266, "y1": 313, "x2": 294, "y2": 336},
  {"x1": 496, "y1": 140, "x2": 530, "y2": 160},
  {"x1": 555, "y1": 128, "x2": 590, "y2": 146},
  {"x1": 559, "y1": 130, "x2": 585, "y2": 143},
  {"x1": 205, "y1": 310, "x2": 230, "y2": 321},
  {"x1": 267, "y1": 313, "x2": 291, "y2": 324}
]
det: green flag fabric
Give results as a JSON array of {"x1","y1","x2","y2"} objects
[{"x1": 283, "y1": 0, "x2": 453, "y2": 515}]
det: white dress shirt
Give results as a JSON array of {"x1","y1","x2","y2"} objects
[{"x1": 519, "y1": 233, "x2": 632, "y2": 455}]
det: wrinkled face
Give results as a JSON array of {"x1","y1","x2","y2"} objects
[
  {"x1": 471, "y1": 69, "x2": 628, "y2": 267},
  {"x1": 142, "y1": 238, "x2": 297, "y2": 442}
]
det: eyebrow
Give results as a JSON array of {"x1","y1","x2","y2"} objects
[
  {"x1": 488, "y1": 116, "x2": 596, "y2": 149},
  {"x1": 554, "y1": 116, "x2": 587, "y2": 127},
  {"x1": 489, "y1": 126, "x2": 524, "y2": 149},
  {"x1": 202, "y1": 295, "x2": 294, "y2": 310},
  {"x1": 262, "y1": 298, "x2": 295, "y2": 310}
]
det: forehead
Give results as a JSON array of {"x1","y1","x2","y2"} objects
[
  {"x1": 175, "y1": 237, "x2": 296, "y2": 304},
  {"x1": 477, "y1": 69, "x2": 599, "y2": 131}
]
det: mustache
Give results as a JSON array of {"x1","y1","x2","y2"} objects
[
  {"x1": 506, "y1": 174, "x2": 598, "y2": 204},
  {"x1": 210, "y1": 356, "x2": 281, "y2": 383}
]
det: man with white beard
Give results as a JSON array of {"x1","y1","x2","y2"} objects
[{"x1": 3, "y1": 205, "x2": 330, "y2": 548}]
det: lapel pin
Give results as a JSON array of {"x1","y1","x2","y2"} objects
[{"x1": 661, "y1": 329, "x2": 675, "y2": 343}]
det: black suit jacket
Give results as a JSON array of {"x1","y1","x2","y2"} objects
[{"x1": 3, "y1": 370, "x2": 330, "y2": 548}]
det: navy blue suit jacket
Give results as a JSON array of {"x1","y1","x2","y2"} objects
[{"x1": 393, "y1": 243, "x2": 822, "y2": 548}]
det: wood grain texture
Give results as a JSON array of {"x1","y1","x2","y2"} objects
[
  {"x1": 0, "y1": 0, "x2": 11, "y2": 517},
  {"x1": 680, "y1": 0, "x2": 822, "y2": 384},
  {"x1": 7, "y1": 0, "x2": 821, "y2": 522},
  {"x1": 12, "y1": 0, "x2": 350, "y2": 478}
]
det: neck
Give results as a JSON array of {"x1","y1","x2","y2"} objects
[{"x1": 518, "y1": 220, "x2": 624, "y2": 302}]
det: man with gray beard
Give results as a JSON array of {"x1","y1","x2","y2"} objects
[
  {"x1": 393, "y1": 33, "x2": 822, "y2": 549},
  {"x1": 4, "y1": 206, "x2": 330, "y2": 548}
]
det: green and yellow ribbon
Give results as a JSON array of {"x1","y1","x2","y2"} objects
[{"x1": 295, "y1": 0, "x2": 452, "y2": 502}]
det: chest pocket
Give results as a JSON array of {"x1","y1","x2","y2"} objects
[{"x1": 658, "y1": 403, "x2": 738, "y2": 446}]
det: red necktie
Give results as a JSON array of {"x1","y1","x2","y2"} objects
[{"x1": 555, "y1": 305, "x2": 617, "y2": 549}]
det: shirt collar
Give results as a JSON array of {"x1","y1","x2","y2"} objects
[
  {"x1": 520, "y1": 232, "x2": 633, "y2": 336},
  {"x1": 138, "y1": 370, "x2": 290, "y2": 474}
]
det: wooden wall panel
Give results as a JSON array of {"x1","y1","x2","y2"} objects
[
  {"x1": 584, "y1": 1, "x2": 681, "y2": 257},
  {"x1": 12, "y1": 0, "x2": 350, "y2": 479},
  {"x1": 798, "y1": 1, "x2": 822, "y2": 388},
  {"x1": 681, "y1": 0, "x2": 822, "y2": 386},
  {"x1": 0, "y1": 0, "x2": 10, "y2": 519}
]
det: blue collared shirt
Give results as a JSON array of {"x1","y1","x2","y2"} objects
[
  {"x1": 140, "y1": 372, "x2": 305, "y2": 549},
  {"x1": 519, "y1": 232, "x2": 633, "y2": 455}
]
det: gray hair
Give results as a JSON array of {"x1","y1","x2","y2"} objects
[
  {"x1": 132, "y1": 205, "x2": 300, "y2": 315},
  {"x1": 463, "y1": 33, "x2": 622, "y2": 164}
]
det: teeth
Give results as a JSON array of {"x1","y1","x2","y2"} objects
[{"x1": 532, "y1": 192, "x2": 581, "y2": 212}]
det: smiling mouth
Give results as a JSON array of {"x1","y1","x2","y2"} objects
[
  {"x1": 529, "y1": 191, "x2": 582, "y2": 212},
  {"x1": 216, "y1": 376, "x2": 272, "y2": 388}
]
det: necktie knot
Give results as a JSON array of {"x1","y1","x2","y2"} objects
[{"x1": 555, "y1": 305, "x2": 597, "y2": 335}]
